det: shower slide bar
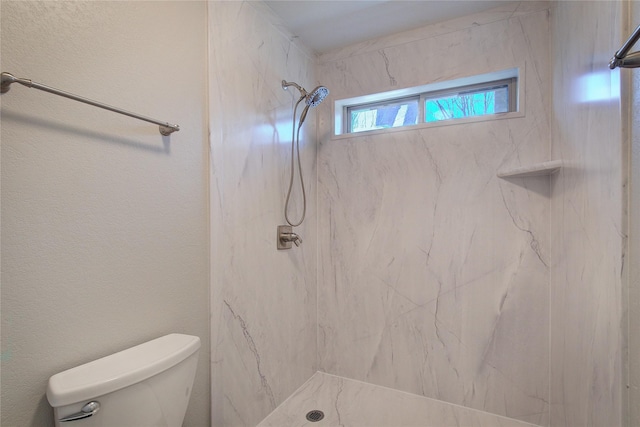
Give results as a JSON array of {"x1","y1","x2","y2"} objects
[
  {"x1": 0, "y1": 72, "x2": 180, "y2": 135},
  {"x1": 610, "y1": 24, "x2": 640, "y2": 69}
]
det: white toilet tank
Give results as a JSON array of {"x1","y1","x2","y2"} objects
[{"x1": 46, "y1": 333, "x2": 200, "y2": 427}]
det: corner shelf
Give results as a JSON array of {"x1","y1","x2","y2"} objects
[{"x1": 497, "y1": 160, "x2": 562, "y2": 178}]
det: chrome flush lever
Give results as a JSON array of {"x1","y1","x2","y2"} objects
[
  {"x1": 59, "y1": 401, "x2": 100, "y2": 422},
  {"x1": 277, "y1": 225, "x2": 302, "y2": 249}
]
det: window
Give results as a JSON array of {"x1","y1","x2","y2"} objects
[
  {"x1": 349, "y1": 96, "x2": 419, "y2": 133},
  {"x1": 336, "y1": 68, "x2": 519, "y2": 135},
  {"x1": 424, "y1": 80, "x2": 514, "y2": 122}
]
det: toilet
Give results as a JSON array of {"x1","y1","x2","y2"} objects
[{"x1": 46, "y1": 333, "x2": 200, "y2": 427}]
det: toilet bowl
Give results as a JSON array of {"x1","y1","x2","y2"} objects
[{"x1": 46, "y1": 333, "x2": 200, "y2": 427}]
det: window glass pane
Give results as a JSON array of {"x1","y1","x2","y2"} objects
[
  {"x1": 425, "y1": 85, "x2": 508, "y2": 122},
  {"x1": 337, "y1": 72, "x2": 518, "y2": 135},
  {"x1": 350, "y1": 98, "x2": 419, "y2": 133}
]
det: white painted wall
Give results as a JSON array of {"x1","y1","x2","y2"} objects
[{"x1": 0, "y1": 2, "x2": 210, "y2": 426}]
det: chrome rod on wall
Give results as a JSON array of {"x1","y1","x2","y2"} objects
[
  {"x1": 1, "y1": 72, "x2": 180, "y2": 135},
  {"x1": 610, "y1": 24, "x2": 640, "y2": 69}
]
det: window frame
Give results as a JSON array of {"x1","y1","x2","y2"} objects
[{"x1": 334, "y1": 67, "x2": 521, "y2": 136}]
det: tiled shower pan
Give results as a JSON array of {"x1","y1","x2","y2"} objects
[{"x1": 257, "y1": 372, "x2": 540, "y2": 427}]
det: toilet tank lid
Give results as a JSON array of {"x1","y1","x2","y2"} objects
[{"x1": 46, "y1": 333, "x2": 201, "y2": 408}]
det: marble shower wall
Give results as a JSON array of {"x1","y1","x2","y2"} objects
[
  {"x1": 549, "y1": 2, "x2": 625, "y2": 426},
  {"x1": 208, "y1": 2, "x2": 318, "y2": 426},
  {"x1": 630, "y1": 3, "x2": 640, "y2": 425},
  {"x1": 316, "y1": 3, "x2": 552, "y2": 426}
]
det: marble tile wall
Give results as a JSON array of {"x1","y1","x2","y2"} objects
[
  {"x1": 208, "y1": 2, "x2": 318, "y2": 426},
  {"x1": 549, "y1": 2, "x2": 625, "y2": 426},
  {"x1": 316, "y1": 3, "x2": 552, "y2": 426},
  {"x1": 208, "y1": 2, "x2": 629, "y2": 426},
  {"x1": 630, "y1": 3, "x2": 640, "y2": 425}
]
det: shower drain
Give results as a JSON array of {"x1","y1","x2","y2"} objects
[{"x1": 305, "y1": 410, "x2": 325, "y2": 422}]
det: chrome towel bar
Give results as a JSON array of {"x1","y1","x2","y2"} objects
[
  {"x1": 610, "y1": 24, "x2": 640, "y2": 69},
  {"x1": 1, "y1": 72, "x2": 180, "y2": 135}
]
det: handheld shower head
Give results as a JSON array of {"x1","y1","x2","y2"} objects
[
  {"x1": 282, "y1": 81, "x2": 330, "y2": 127},
  {"x1": 305, "y1": 86, "x2": 329, "y2": 107},
  {"x1": 281, "y1": 80, "x2": 330, "y2": 229},
  {"x1": 282, "y1": 80, "x2": 330, "y2": 107},
  {"x1": 299, "y1": 86, "x2": 329, "y2": 125}
]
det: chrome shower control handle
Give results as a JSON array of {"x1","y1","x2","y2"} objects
[
  {"x1": 289, "y1": 233, "x2": 302, "y2": 246},
  {"x1": 59, "y1": 401, "x2": 100, "y2": 422},
  {"x1": 277, "y1": 225, "x2": 302, "y2": 249}
]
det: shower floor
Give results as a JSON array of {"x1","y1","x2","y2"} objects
[{"x1": 257, "y1": 372, "x2": 540, "y2": 427}]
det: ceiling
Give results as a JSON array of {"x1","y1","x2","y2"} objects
[{"x1": 262, "y1": 1, "x2": 504, "y2": 53}]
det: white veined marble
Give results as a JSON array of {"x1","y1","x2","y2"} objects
[
  {"x1": 208, "y1": 1, "x2": 629, "y2": 426},
  {"x1": 209, "y1": 2, "x2": 319, "y2": 426},
  {"x1": 549, "y1": 1, "x2": 625, "y2": 426},
  {"x1": 316, "y1": 5, "x2": 551, "y2": 426}
]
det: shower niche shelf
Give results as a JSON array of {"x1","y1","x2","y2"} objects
[{"x1": 497, "y1": 160, "x2": 562, "y2": 178}]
